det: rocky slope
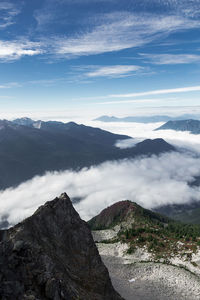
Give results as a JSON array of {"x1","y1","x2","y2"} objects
[
  {"x1": 89, "y1": 201, "x2": 200, "y2": 299},
  {"x1": 0, "y1": 193, "x2": 123, "y2": 300}
]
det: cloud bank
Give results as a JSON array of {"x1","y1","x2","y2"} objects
[
  {"x1": 88, "y1": 121, "x2": 200, "y2": 155},
  {"x1": 0, "y1": 151, "x2": 200, "y2": 228}
]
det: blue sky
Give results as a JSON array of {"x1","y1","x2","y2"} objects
[{"x1": 0, "y1": 0, "x2": 200, "y2": 119}]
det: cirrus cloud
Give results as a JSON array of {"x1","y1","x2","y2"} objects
[
  {"x1": 140, "y1": 53, "x2": 200, "y2": 65},
  {"x1": 85, "y1": 65, "x2": 142, "y2": 78},
  {"x1": 53, "y1": 12, "x2": 200, "y2": 58}
]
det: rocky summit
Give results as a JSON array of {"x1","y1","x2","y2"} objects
[{"x1": 0, "y1": 193, "x2": 123, "y2": 300}]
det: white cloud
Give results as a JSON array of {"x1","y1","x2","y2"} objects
[
  {"x1": 97, "y1": 85, "x2": 200, "y2": 100},
  {"x1": 140, "y1": 53, "x2": 200, "y2": 65},
  {"x1": 0, "y1": 151, "x2": 200, "y2": 227},
  {"x1": 0, "y1": 82, "x2": 21, "y2": 89},
  {"x1": 115, "y1": 138, "x2": 144, "y2": 149},
  {"x1": 0, "y1": 40, "x2": 43, "y2": 62},
  {"x1": 53, "y1": 12, "x2": 200, "y2": 57},
  {"x1": 0, "y1": 120, "x2": 200, "y2": 227},
  {"x1": 85, "y1": 65, "x2": 142, "y2": 78},
  {"x1": 0, "y1": 2, "x2": 21, "y2": 28},
  {"x1": 89, "y1": 120, "x2": 200, "y2": 154}
]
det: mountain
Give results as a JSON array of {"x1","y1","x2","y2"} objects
[
  {"x1": 155, "y1": 119, "x2": 200, "y2": 134},
  {"x1": 94, "y1": 115, "x2": 172, "y2": 123},
  {"x1": 89, "y1": 200, "x2": 200, "y2": 299},
  {"x1": 89, "y1": 200, "x2": 200, "y2": 260},
  {"x1": 89, "y1": 200, "x2": 170, "y2": 231},
  {"x1": 0, "y1": 119, "x2": 175, "y2": 190},
  {"x1": 0, "y1": 193, "x2": 123, "y2": 300},
  {"x1": 155, "y1": 201, "x2": 200, "y2": 224},
  {"x1": 12, "y1": 117, "x2": 36, "y2": 127},
  {"x1": 94, "y1": 114, "x2": 200, "y2": 123}
]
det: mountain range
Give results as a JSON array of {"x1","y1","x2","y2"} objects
[
  {"x1": 94, "y1": 114, "x2": 200, "y2": 123},
  {"x1": 0, "y1": 118, "x2": 175, "y2": 190},
  {"x1": 155, "y1": 119, "x2": 200, "y2": 134}
]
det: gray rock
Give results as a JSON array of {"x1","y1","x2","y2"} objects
[{"x1": 0, "y1": 193, "x2": 123, "y2": 300}]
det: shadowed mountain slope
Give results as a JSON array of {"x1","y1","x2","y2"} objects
[
  {"x1": 0, "y1": 119, "x2": 175, "y2": 190},
  {"x1": 0, "y1": 193, "x2": 123, "y2": 300},
  {"x1": 155, "y1": 119, "x2": 200, "y2": 134}
]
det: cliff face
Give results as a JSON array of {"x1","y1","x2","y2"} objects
[{"x1": 0, "y1": 193, "x2": 123, "y2": 300}]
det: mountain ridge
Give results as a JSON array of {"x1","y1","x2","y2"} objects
[
  {"x1": 94, "y1": 115, "x2": 200, "y2": 123},
  {"x1": 155, "y1": 119, "x2": 200, "y2": 134},
  {"x1": 89, "y1": 200, "x2": 200, "y2": 262},
  {"x1": 0, "y1": 118, "x2": 175, "y2": 190}
]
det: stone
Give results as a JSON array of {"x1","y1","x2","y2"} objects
[{"x1": 0, "y1": 193, "x2": 123, "y2": 300}]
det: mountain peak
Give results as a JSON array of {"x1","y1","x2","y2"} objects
[
  {"x1": 0, "y1": 194, "x2": 122, "y2": 300},
  {"x1": 13, "y1": 117, "x2": 35, "y2": 126},
  {"x1": 88, "y1": 200, "x2": 169, "y2": 231},
  {"x1": 155, "y1": 119, "x2": 200, "y2": 134}
]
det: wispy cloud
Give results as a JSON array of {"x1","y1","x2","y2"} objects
[
  {"x1": 52, "y1": 12, "x2": 200, "y2": 58},
  {"x1": 85, "y1": 65, "x2": 142, "y2": 78},
  {"x1": 0, "y1": 40, "x2": 43, "y2": 62},
  {"x1": 0, "y1": 2, "x2": 21, "y2": 28},
  {"x1": 0, "y1": 82, "x2": 21, "y2": 89},
  {"x1": 101, "y1": 85, "x2": 200, "y2": 100},
  {"x1": 97, "y1": 98, "x2": 177, "y2": 105},
  {"x1": 2, "y1": 1, "x2": 200, "y2": 62},
  {"x1": 140, "y1": 53, "x2": 200, "y2": 65}
]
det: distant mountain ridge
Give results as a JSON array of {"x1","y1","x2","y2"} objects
[
  {"x1": 155, "y1": 200, "x2": 200, "y2": 224},
  {"x1": 0, "y1": 118, "x2": 175, "y2": 190},
  {"x1": 94, "y1": 114, "x2": 200, "y2": 123},
  {"x1": 155, "y1": 119, "x2": 200, "y2": 134}
]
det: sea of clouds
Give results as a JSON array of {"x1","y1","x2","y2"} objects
[{"x1": 0, "y1": 120, "x2": 200, "y2": 227}]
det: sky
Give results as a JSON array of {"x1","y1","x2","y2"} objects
[{"x1": 0, "y1": 0, "x2": 200, "y2": 119}]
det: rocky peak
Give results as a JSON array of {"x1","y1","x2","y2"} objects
[
  {"x1": 0, "y1": 193, "x2": 123, "y2": 300},
  {"x1": 88, "y1": 201, "x2": 136, "y2": 230},
  {"x1": 88, "y1": 200, "x2": 170, "y2": 231}
]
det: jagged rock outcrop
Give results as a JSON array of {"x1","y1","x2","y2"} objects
[{"x1": 0, "y1": 193, "x2": 123, "y2": 300}]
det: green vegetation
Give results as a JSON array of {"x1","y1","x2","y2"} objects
[
  {"x1": 89, "y1": 200, "x2": 200, "y2": 260},
  {"x1": 118, "y1": 213, "x2": 200, "y2": 258}
]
